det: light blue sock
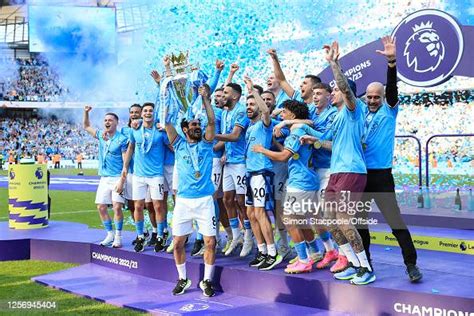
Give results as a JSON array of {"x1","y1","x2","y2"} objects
[
  {"x1": 320, "y1": 231, "x2": 331, "y2": 241},
  {"x1": 229, "y1": 217, "x2": 239, "y2": 229},
  {"x1": 114, "y1": 218, "x2": 123, "y2": 231},
  {"x1": 196, "y1": 233, "x2": 203, "y2": 241},
  {"x1": 243, "y1": 219, "x2": 251, "y2": 230},
  {"x1": 307, "y1": 238, "x2": 320, "y2": 254},
  {"x1": 295, "y1": 241, "x2": 308, "y2": 261},
  {"x1": 136, "y1": 220, "x2": 144, "y2": 237},
  {"x1": 157, "y1": 221, "x2": 166, "y2": 237},
  {"x1": 162, "y1": 219, "x2": 168, "y2": 232},
  {"x1": 102, "y1": 219, "x2": 113, "y2": 232}
]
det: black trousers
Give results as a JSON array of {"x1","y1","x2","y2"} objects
[{"x1": 358, "y1": 168, "x2": 417, "y2": 266}]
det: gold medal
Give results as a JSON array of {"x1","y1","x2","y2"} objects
[
  {"x1": 313, "y1": 140, "x2": 322, "y2": 149},
  {"x1": 195, "y1": 171, "x2": 201, "y2": 178},
  {"x1": 292, "y1": 153, "x2": 300, "y2": 160}
]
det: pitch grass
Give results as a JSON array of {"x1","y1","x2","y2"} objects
[
  {"x1": 0, "y1": 260, "x2": 142, "y2": 315},
  {"x1": 0, "y1": 188, "x2": 138, "y2": 231}
]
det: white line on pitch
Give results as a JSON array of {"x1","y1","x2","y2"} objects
[{"x1": 0, "y1": 209, "x2": 98, "y2": 220}]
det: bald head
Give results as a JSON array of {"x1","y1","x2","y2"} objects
[
  {"x1": 366, "y1": 81, "x2": 385, "y2": 112},
  {"x1": 366, "y1": 82, "x2": 384, "y2": 95}
]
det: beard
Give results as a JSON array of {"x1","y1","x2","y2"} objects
[{"x1": 188, "y1": 129, "x2": 202, "y2": 141}]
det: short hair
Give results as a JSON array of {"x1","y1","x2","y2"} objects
[
  {"x1": 226, "y1": 82, "x2": 242, "y2": 96},
  {"x1": 180, "y1": 118, "x2": 189, "y2": 131},
  {"x1": 105, "y1": 112, "x2": 119, "y2": 121},
  {"x1": 282, "y1": 100, "x2": 308, "y2": 119},
  {"x1": 129, "y1": 103, "x2": 141, "y2": 111},
  {"x1": 312, "y1": 82, "x2": 332, "y2": 93},
  {"x1": 142, "y1": 102, "x2": 155, "y2": 110},
  {"x1": 214, "y1": 86, "x2": 224, "y2": 93},
  {"x1": 180, "y1": 117, "x2": 200, "y2": 131},
  {"x1": 261, "y1": 90, "x2": 275, "y2": 98},
  {"x1": 305, "y1": 75, "x2": 322, "y2": 85},
  {"x1": 246, "y1": 95, "x2": 255, "y2": 100},
  {"x1": 347, "y1": 79, "x2": 357, "y2": 96},
  {"x1": 253, "y1": 84, "x2": 264, "y2": 95}
]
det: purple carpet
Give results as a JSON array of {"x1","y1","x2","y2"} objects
[
  {"x1": 1, "y1": 221, "x2": 473, "y2": 315},
  {"x1": 33, "y1": 263, "x2": 341, "y2": 315}
]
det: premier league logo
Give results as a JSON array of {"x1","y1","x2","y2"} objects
[
  {"x1": 404, "y1": 21, "x2": 445, "y2": 73},
  {"x1": 35, "y1": 167, "x2": 43, "y2": 180},
  {"x1": 9, "y1": 170, "x2": 15, "y2": 180},
  {"x1": 392, "y1": 9, "x2": 464, "y2": 87}
]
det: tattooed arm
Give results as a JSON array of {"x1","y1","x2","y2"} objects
[{"x1": 324, "y1": 41, "x2": 357, "y2": 111}]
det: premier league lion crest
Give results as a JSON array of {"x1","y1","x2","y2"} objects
[
  {"x1": 392, "y1": 9, "x2": 464, "y2": 87},
  {"x1": 35, "y1": 167, "x2": 43, "y2": 180},
  {"x1": 404, "y1": 21, "x2": 445, "y2": 73}
]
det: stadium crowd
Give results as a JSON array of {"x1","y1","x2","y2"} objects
[
  {"x1": 0, "y1": 116, "x2": 97, "y2": 164},
  {"x1": 1, "y1": 57, "x2": 67, "y2": 102},
  {"x1": 2, "y1": 38, "x2": 473, "y2": 298}
]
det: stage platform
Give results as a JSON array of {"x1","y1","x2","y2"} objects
[{"x1": 1, "y1": 221, "x2": 473, "y2": 315}]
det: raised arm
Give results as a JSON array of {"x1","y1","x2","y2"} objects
[
  {"x1": 83, "y1": 106, "x2": 97, "y2": 137},
  {"x1": 225, "y1": 63, "x2": 239, "y2": 85},
  {"x1": 267, "y1": 48, "x2": 295, "y2": 98},
  {"x1": 324, "y1": 41, "x2": 357, "y2": 110},
  {"x1": 199, "y1": 86, "x2": 215, "y2": 141},
  {"x1": 244, "y1": 76, "x2": 271, "y2": 126},
  {"x1": 208, "y1": 60, "x2": 224, "y2": 93},
  {"x1": 151, "y1": 69, "x2": 162, "y2": 114},
  {"x1": 164, "y1": 104, "x2": 179, "y2": 145},
  {"x1": 376, "y1": 36, "x2": 398, "y2": 107},
  {"x1": 163, "y1": 55, "x2": 172, "y2": 78}
]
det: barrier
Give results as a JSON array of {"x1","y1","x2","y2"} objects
[
  {"x1": 8, "y1": 164, "x2": 49, "y2": 229},
  {"x1": 394, "y1": 135, "x2": 422, "y2": 187},
  {"x1": 425, "y1": 134, "x2": 474, "y2": 188}
]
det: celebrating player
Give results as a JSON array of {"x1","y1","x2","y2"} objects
[
  {"x1": 164, "y1": 85, "x2": 217, "y2": 297},
  {"x1": 83, "y1": 106, "x2": 128, "y2": 248}
]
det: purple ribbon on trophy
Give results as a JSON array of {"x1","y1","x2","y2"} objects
[{"x1": 158, "y1": 52, "x2": 208, "y2": 126}]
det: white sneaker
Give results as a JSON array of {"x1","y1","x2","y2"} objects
[
  {"x1": 240, "y1": 237, "x2": 254, "y2": 257},
  {"x1": 166, "y1": 240, "x2": 174, "y2": 253},
  {"x1": 112, "y1": 235, "x2": 122, "y2": 248},
  {"x1": 100, "y1": 232, "x2": 114, "y2": 246},
  {"x1": 224, "y1": 234, "x2": 242, "y2": 256}
]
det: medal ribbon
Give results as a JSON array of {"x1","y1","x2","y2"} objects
[
  {"x1": 185, "y1": 141, "x2": 200, "y2": 177},
  {"x1": 102, "y1": 132, "x2": 116, "y2": 169},
  {"x1": 140, "y1": 126, "x2": 155, "y2": 154},
  {"x1": 362, "y1": 108, "x2": 379, "y2": 147}
]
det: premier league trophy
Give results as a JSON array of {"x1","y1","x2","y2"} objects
[{"x1": 159, "y1": 51, "x2": 208, "y2": 127}]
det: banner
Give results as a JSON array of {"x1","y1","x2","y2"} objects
[
  {"x1": 371, "y1": 231, "x2": 474, "y2": 255},
  {"x1": 8, "y1": 164, "x2": 49, "y2": 229},
  {"x1": 317, "y1": 9, "x2": 474, "y2": 95}
]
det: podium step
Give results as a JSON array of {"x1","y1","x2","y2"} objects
[
  {"x1": 2, "y1": 221, "x2": 474, "y2": 315},
  {"x1": 33, "y1": 263, "x2": 339, "y2": 315}
]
